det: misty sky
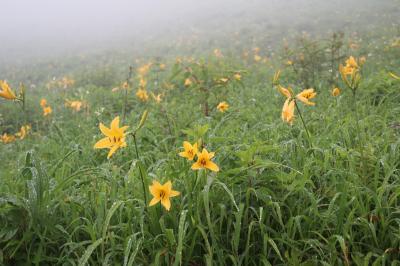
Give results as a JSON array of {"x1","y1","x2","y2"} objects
[
  {"x1": 1, "y1": 0, "x2": 237, "y2": 42},
  {"x1": 1, "y1": 0, "x2": 399, "y2": 64}
]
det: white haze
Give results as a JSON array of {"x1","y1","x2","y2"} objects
[{"x1": 0, "y1": 0, "x2": 399, "y2": 64}]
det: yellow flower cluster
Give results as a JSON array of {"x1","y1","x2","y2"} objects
[
  {"x1": 1, "y1": 133, "x2": 16, "y2": 144},
  {"x1": 1, "y1": 125, "x2": 31, "y2": 144},
  {"x1": 135, "y1": 63, "x2": 153, "y2": 102},
  {"x1": 65, "y1": 100, "x2": 85, "y2": 112},
  {"x1": 178, "y1": 141, "x2": 219, "y2": 172},
  {"x1": 46, "y1": 76, "x2": 75, "y2": 90},
  {"x1": 40, "y1": 98, "x2": 52, "y2": 116},
  {"x1": 136, "y1": 88, "x2": 149, "y2": 102},
  {"x1": 277, "y1": 85, "x2": 317, "y2": 124},
  {"x1": 93, "y1": 115, "x2": 180, "y2": 211},
  {"x1": 339, "y1": 56, "x2": 364, "y2": 90}
]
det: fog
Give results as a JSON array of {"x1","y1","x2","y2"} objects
[{"x1": 1, "y1": 0, "x2": 399, "y2": 65}]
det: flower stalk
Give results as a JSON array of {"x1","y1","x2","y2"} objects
[
  {"x1": 122, "y1": 66, "x2": 133, "y2": 122},
  {"x1": 294, "y1": 100, "x2": 313, "y2": 149},
  {"x1": 132, "y1": 133, "x2": 148, "y2": 207}
]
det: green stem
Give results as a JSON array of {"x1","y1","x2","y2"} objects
[
  {"x1": 122, "y1": 66, "x2": 133, "y2": 122},
  {"x1": 133, "y1": 134, "x2": 148, "y2": 207},
  {"x1": 352, "y1": 89, "x2": 361, "y2": 143},
  {"x1": 294, "y1": 100, "x2": 313, "y2": 150},
  {"x1": 193, "y1": 170, "x2": 199, "y2": 192},
  {"x1": 122, "y1": 89, "x2": 128, "y2": 121}
]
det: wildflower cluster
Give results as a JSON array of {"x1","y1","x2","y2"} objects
[
  {"x1": 135, "y1": 63, "x2": 152, "y2": 102},
  {"x1": 40, "y1": 98, "x2": 52, "y2": 116},
  {"x1": 339, "y1": 56, "x2": 364, "y2": 92},
  {"x1": 179, "y1": 141, "x2": 219, "y2": 172},
  {"x1": 65, "y1": 100, "x2": 85, "y2": 112},
  {"x1": 46, "y1": 76, "x2": 75, "y2": 90},
  {"x1": 1, "y1": 125, "x2": 31, "y2": 144},
  {"x1": 277, "y1": 85, "x2": 317, "y2": 124}
]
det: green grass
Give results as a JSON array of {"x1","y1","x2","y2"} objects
[{"x1": 1, "y1": 19, "x2": 400, "y2": 266}]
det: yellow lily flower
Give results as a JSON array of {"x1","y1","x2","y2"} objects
[
  {"x1": 282, "y1": 98, "x2": 295, "y2": 124},
  {"x1": 1, "y1": 133, "x2": 16, "y2": 144},
  {"x1": 233, "y1": 73, "x2": 241, "y2": 81},
  {"x1": 94, "y1": 116, "x2": 129, "y2": 159},
  {"x1": 139, "y1": 78, "x2": 147, "y2": 88},
  {"x1": 66, "y1": 100, "x2": 84, "y2": 112},
  {"x1": 254, "y1": 55, "x2": 262, "y2": 62},
  {"x1": 332, "y1": 87, "x2": 341, "y2": 97},
  {"x1": 151, "y1": 92, "x2": 163, "y2": 104},
  {"x1": 136, "y1": 88, "x2": 149, "y2": 102},
  {"x1": 272, "y1": 70, "x2": 281, "y2": 85},
  {"x1": 217, "y1": 101, "x2": 229, "y2": 112},
  {"x1": 71, "y1": 101, "x2": 83, "y2": 111},
  {"x1": 296, "y1": 88, "x2": 317, "y2": 106},
  {"x1": 219, "y1": 78, "x2": 229, "y2": 84},
  {"x1": 178, "y1": 141, "x2": 198, "y2": 161},
  {"x1": 278, "y1": 85, "x2": 292, "y2": 99},
  {"x1": 184, "y1": 78, "x2": 192, "y2": 87},
  {"x1": 137, "y1": 63, "x2": 152, "y2": 77},
  {"x1": 346, "y1": 56, "x2": 358, "y2": 68},
  {"x1": 0, "y1": 80, "x2": 17, "y2": 100},
  {"x1": 43, "y1": 106, "x2": 52, "y2": 116},
  {"x1": 191, "y1": 148, "x2": 219, "y2": 172},
  {"x1": 339, "y1": 56, "x2": 361, "y2": 87},
  {"x1": 40, "y1": 98, "x2": 47, "y2": 108},
  {"x1": 15, "y1": 125, "x2": 31, "y2": 140},
  {"x1": 149, "y1": 180, "x2": 180, "y2": 211}
]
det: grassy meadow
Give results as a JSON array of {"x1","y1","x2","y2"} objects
[{"x1": 1, "y1": 1, "x2": 400, "y2": 265}]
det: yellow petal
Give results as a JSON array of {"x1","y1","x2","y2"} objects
[
  {"x1": 107, "y1": 145, "x2": 119, "y2": 159},
  {"x1": 110, "y1": 116, "x2": 120, "y2": 130},
  {"x1": 178, "y1": 151, "x2": 189, "y2": 158},
  {"x1": 163, "y1": 181, "x2": 172, "y2": 194},
  {"x1": 119, "y1": 126, "x2": 129, "y2": 132},
  {"x1": 296, "y1": 96, "x2": 315, "y2": 106},
  {"x1": 206, "y1": 161, "x2": 220, "y2": 172},
  {"x1": 278, "y1": 85, "x2": 291, "y2": 98},
  {"x1": 191, "y1": 161, "x2": 203, "y2": 170},
  {"x1": 281, "y1": 98, "x2": 289, "y2": 121},
  {"x1": 193, "y1": 143, "x2": 198, "y2": 154},
  {"x1": 149, "y1": 197, "x2": 160, "y2": 207},
  {"x1": 183, "y1": 141, "x2": 192, "y2": 151},
  {"x1": 161, "y1": 197, "x2": 171, "y2": 211},
  {"x1": 282, "y1": 98, "x2": 295, "y2": 123},
  {"x1": 169, "y1": 190, "x2": 180, "y2": 197},
  {"x1": 149, "y1": 181, "x2": 162, "y2": 197},
  {"x1": 94, "y1": 137, "x2": 112, "y2": 149},
  {"x1": 99, "y1": 123, "x2": 112, "y2": 136}
]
